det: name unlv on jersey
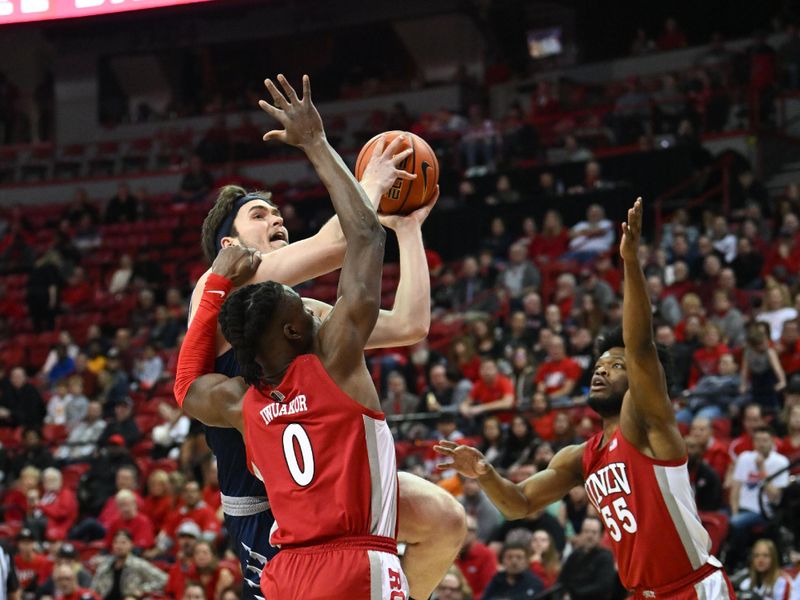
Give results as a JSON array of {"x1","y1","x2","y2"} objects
[
  {"x1": 259, "y1": 395, "x2": 308, "y2": 426},
  {"x1": 585, "y1": 461, "x2": 631, "y2": 508}
]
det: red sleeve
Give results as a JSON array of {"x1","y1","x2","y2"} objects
[
  {"x1": 566, "y1": 360, "x2": 582, "y2": 381},
  {"x1": 174, "y1": 274, "x2": 234, "y2": 406},
  {"x1": 136, "y1": 515, "x2": 155, "y2": 549},
  {"x1": 500, "y1": 376, "x2": 515, "y2": 397},
  {"x1": 534, "y1": 364, "x2": 546, "y2": 384}
]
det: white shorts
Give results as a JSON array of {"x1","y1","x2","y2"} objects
[{"x1": 368, "y1": 550, "x2": 409, "y2": 600}]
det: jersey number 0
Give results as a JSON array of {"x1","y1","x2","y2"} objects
[{"x1": 282, "y1": 424, "x2": 315, "y2": 486}]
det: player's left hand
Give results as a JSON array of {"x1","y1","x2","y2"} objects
[
  {"x1": 379, "y1": 185, "x2": 439, "y2": 231},
  {"x1": 212, "y1": 246, "x2": 262, "y2": 287},
  {"x1": 259, "y1": 74, "x2": 325, "y2": 149},
  {"x1": 620, "y1": 196, "x2": 643, "y2": 263},
  {"x1": 360, "y1": 134, "x2": 416, "y2": 207},
  {"x1": 433, "y1": 440, "x2": 490, "y2": 478}
]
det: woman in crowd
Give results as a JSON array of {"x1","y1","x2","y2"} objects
[
  {"x1": 500, "y1": 415, "x2": 537, "y2": 470},
  {"x1": 478, "y1": 416, "x2": 505, "y2": 468},
  {"x1": 736, "y1": 539, "x2": 795, "y2": 599},
  {"x1": 529, "y1": 529, "x2": 560, "y2": 589}
]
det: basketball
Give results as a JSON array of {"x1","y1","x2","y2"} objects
[{"x1": 354, "y1": 130, "x2": 439, "y2": 215}]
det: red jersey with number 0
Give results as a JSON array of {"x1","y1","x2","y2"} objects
[
  {"x1": 582, "y1": 428, "x2": 721, "y2": 593},
  {"x1": 242, "y1": 354, "x2": 398, "y2": 548}
]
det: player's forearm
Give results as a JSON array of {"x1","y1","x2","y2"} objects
[
  {"x1": 622, "y1": 255, "x2": 655, "y2": 352},
  {"x1": 477, "y1": 466, "x2": 531, "y2": 519},
  {"x1": 303, "y1": 139, "x2": 382, "y2": 242},
  {"x1": 367, "y1": 225, "x2": 429, "y2": 347},
  {"x1": 175, "y1": 274, "x2": 231, "y2": 406}
]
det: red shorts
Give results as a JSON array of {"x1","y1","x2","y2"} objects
[
  {"x1": 632, "y1": 569, "x2": 735, "y2": 599},
  {"x1": 261, "y1": 536, "x2": 408, "y2": 600}
]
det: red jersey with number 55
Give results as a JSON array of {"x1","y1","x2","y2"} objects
[
  {"x1": 241, "y1": 354, "x2": 398, "y2": 548},
  {"x1": 582, "y1": 428, "x2": 722, "y2": 593}
]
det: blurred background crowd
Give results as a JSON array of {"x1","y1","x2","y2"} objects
[{"x1": 3, "y1": 1, "x2": 800, "y2": 599}]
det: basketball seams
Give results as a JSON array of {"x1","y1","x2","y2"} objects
[{"x1": 354, "y1": 130, "x2": 438, "y2": 215}]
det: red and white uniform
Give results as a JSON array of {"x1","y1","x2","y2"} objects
[
  {"x1": 583, "y1": 428, "x2": 734, "y2": 599},
  {"x1": 242, "y1": 354, "x2": 408, "y2": 600}
]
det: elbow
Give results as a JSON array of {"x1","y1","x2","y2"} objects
[{"x1": 406, "y1": 321, "x2": 430, "y2": 346}]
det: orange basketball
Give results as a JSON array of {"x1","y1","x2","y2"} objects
[{"x1": 354, "y1": 130, "x2": 439, "y2": 215}]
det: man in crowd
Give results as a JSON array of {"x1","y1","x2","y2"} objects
[
  {"x1": 482, "y1": 542, "x2": 544, "y2": 599},
  {"x1": 558, "y1": 516, "x2": 619, "y2": 600}
]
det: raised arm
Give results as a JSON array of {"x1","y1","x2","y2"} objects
[
  {"x1": 433, "y1": 441, "x2": 584, "y2": 519},
  {"x1": 259, "y1": 75, "x2": 385, "y2": 403},
  {"x1": 619, "y1": 198, "x2": 685, "y2": 461},
  {"x1": 302, "y1": 189, "x2": 438, "y2": 349},
  {"x1": 188, "y1": 135, "x2": 415, "y2": 323}
]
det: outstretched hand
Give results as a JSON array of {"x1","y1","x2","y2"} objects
[
  {"x1": 360, "y1": 134, "x2": 417, "y2": 207},
  {"x1": 258, "y1": 74, "x2": 325, "y2": 149},
  {"x1": 433, "y1": 439, "x2": 490, "y2": 478},
  {"x1": 379, "y1": 185, "x2": 439, "y2": 231},
  {"x1": 620, "y1": 196, "x2": 643, "y2": 262},
  {"x1": 211, "y1": 246, "x2": 262, "y2": 287}
]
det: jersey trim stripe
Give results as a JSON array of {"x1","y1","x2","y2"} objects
[
  {"x1": 364, "y1": 415, "x2": 383, "y2": 535},
  {"x1": 368, "y1": 551, "x2": 382, "y2": 600},
  {"x1": 653, "y1": 464, "x2": 720, "y2": 571}
]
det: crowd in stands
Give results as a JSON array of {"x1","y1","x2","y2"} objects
[
  {"x1": 2, "y1": 135, "x2": 800, "y2": 598},
  {"x1": 2, "y1": 18, "x2": 800, "y2": 600}
]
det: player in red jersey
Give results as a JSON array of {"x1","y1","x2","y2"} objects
[
  {"x1": 436, "y1": 199, "x2": 735, "y2": 599},
  {"x1": 179, "y1": 75, "x2": 409, "y2": 599}
]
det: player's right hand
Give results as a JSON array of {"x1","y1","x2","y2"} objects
[
  {"x1": 359, "y1": 134, "x2": 416, "y2": 206},
  {"x1": 433, "y1": 440, "x2": 490, "y2": 479},
  {"x1": 211, "y1": 246, "x2": 262, "y2": 287}
]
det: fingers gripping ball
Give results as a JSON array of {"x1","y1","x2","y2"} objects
[{"x1": 355, "y1": 131, "x2": 439, "y2": 215}]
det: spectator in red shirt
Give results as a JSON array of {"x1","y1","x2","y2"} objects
[
  {"x1": 534, "y1": 336, "x2": 583, "y2": 406},
  {"x1": 97, "y1": 465, "x2": 144, "y2": 530},
  {"x1": 455, "y1": 515, "x2": 497, "y2": 600},
  {"x1": 533, "y1": 210, "x2": 570, "y2": 265},
  {"x1": 157, "y1": 481, "x2": 220, "y2": 553},
  {"x1": 2, "y1": 465, "x2": 41, "y2": 523},
  {"x1": 690, "y1": 416, "x2": 731, "y2": 482},
  {"x1": 143, "y1": 469, "x2": 175, "y2": 533},
  {"x1": 729, "y1": 403, "x2": 765, "y2": 461},
  {"x1": 778, "y1": 404, "x2": 800, "y2": 474},
  {"x1": 164, "y1": 520, "x2": 200, "y2": 599},
  {"x1": 529, "y1": 529, "x2": 561, "y2": 589},
  {"x1": 60, "y1": 267, "x2": 93, "y2": 310},
  {"x1": 52, "y1": 563, "x2": 101, "y2": 600},
  {"x1": 39, "y1": 467, "x2": 78, "y2": 542},
  {"x1": 105, "y1": 489, "x2": 155, "y2": 551},
  {"x1": 688, "y1": 323, "x2": 730, "y2": 388},
  {"x1": 530, "y1": 393, "x2": 556, "y2": 441},
  {"x1": 776, "y1": 319, "x2": 800, "y2": 377},
  {"x1": 186, "y1": 540, "x2": 236, "y2": 600},
  {"x1": 448, "y1": 336, "x2": 482, "y2": 383},
  {"x1": 14, "y1": 528, "x2": 51, "y2": 596},
  {"x1": 460, "y1": 358, "x2": 515, "y2": 424}
]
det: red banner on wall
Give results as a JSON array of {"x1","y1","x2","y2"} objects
[{"x1": 0, "y1": 0, "x2": 215, "y2": 25}]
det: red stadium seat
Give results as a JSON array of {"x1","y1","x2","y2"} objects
[{"x1": 699, "y1": 511, "x2": 729, "y2": 556}]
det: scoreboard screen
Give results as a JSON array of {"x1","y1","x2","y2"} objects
[{"x1": 0, "y1": 0, "x2": 215, "y2": 25}]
